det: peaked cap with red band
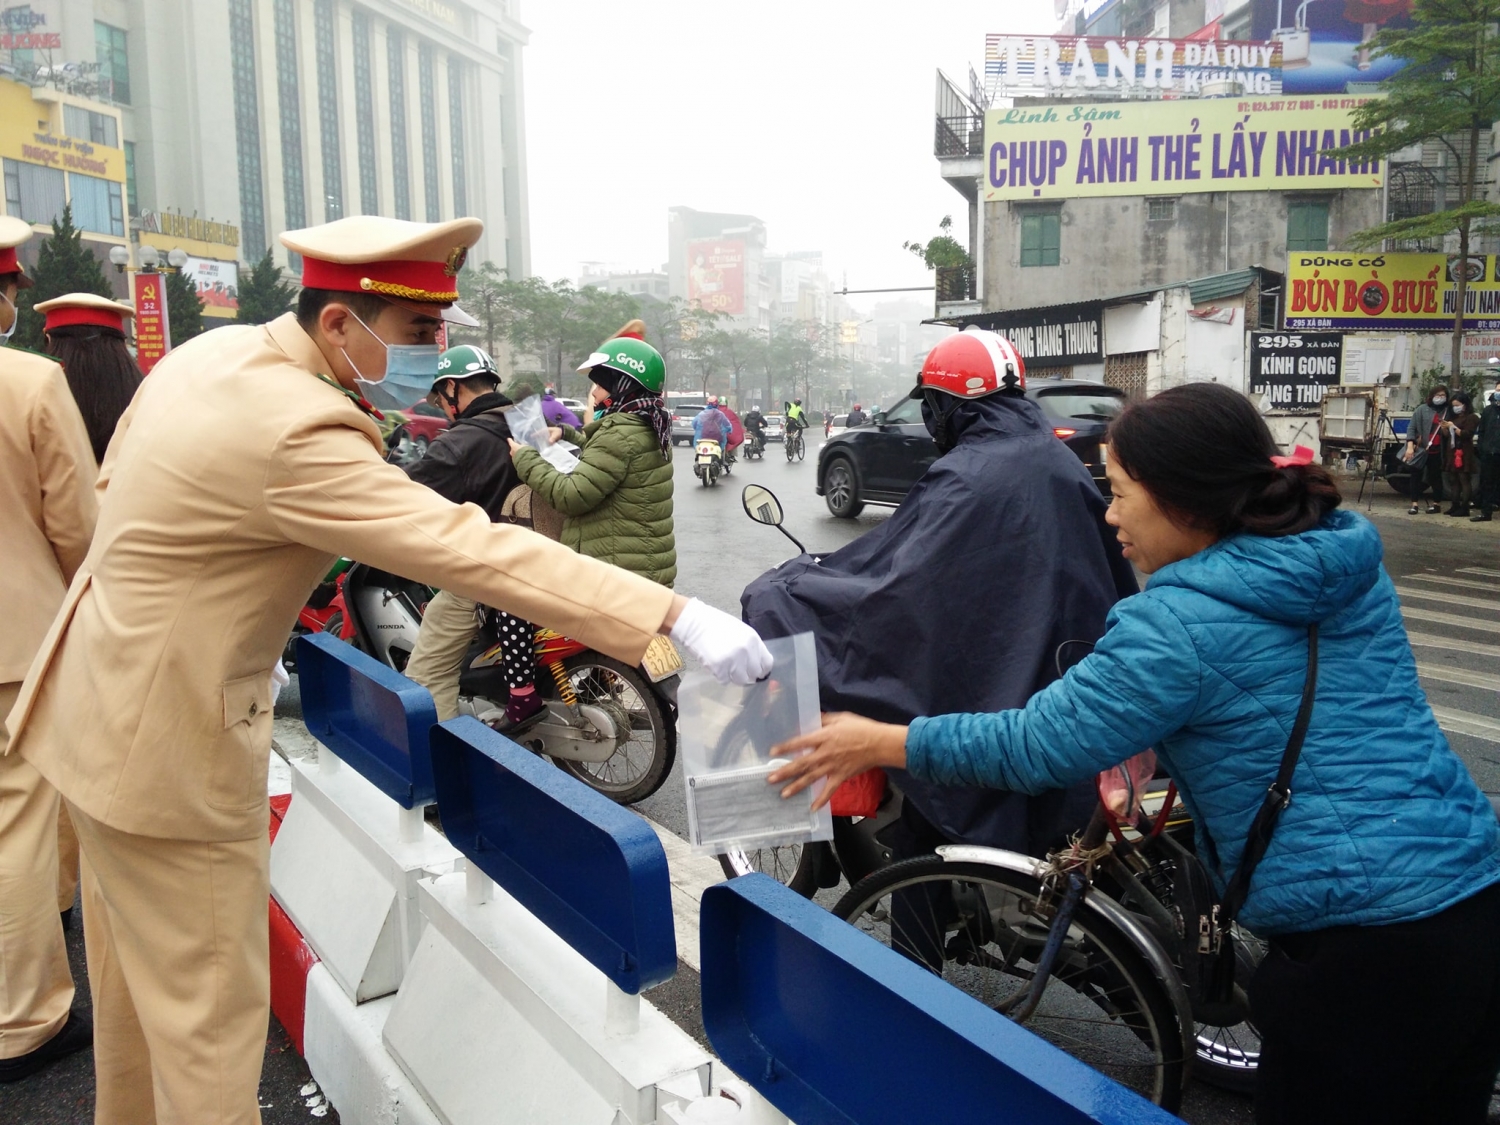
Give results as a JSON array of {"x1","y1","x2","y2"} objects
[
  {"x1": 35, "y1": 292, "x2": 136, "y2": 333},
  {"x1": 280, "y1": 214, "x2": 482, "y2": 313},
  {"x1": 0, "y1": 215, "x2": 36, "y2": 290}
]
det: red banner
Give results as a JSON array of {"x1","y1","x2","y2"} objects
[{"x1": 132, "y1": 273, "x2": 171, "y2": 374}]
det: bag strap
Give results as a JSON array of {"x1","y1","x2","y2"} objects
[{"x1": 1218, "y1": 622, "x2": 1319, "y2": 927}]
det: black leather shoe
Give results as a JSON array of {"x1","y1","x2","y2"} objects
[
  {"x1": 0, "y1": 1008, "x2": 93, "y2": 1082},
  {"x1": 1474, "y1": 511, "x2": 1494, "y2": 522}
]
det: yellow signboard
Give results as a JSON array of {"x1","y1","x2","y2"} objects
[
  {"x1": 1285, "y1": 252, "x2": 1500, "y2": 331},
  {"x1": 983, "y1": 96, "x2": 1382, "y2": 202},
  {"x1": 0, "y1": 80, "x2": 126, "y2": 184}
]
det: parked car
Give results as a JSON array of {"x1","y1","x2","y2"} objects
[
  {"x1": 815, "y1": 379, "x2": 1126, "y2": 518},
  {"x1": 762, "y1": 412, "x2": 786, "y2": 442},
  {"x1": 560, "y1": 397, "x2": 588, "y2": 421},
  {"x1": 670, "y1": 399, "x2": 708, "y2": 446},
  {"x1": 384, "y1": 405, "x2": 451, "y2": 465}
]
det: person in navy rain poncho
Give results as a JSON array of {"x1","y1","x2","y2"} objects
[{"x1": 743, "y1": 328, "x2": 1137, "y2": 857}]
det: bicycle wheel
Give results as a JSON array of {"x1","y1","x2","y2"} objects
[
  {"x1": 1190, "y1": 924, "x2": 1264, "y2": 1093},
  {"x1": 834, "y1": 856, "x2": 1187, "y2": 1111},
  {"x1": 717, "y1": 841, "x2": 820, "y2": 896},
  {"x1": 795, "y1": 433, "x2": 806, "y2": 461}
]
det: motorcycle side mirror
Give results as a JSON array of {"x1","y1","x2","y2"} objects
[
  {"x1": 742, "y1": 485, "x2": 807, "y2": 554},
  {"x1": 742, "y1": 485, "x2": 785, "y2": 526}
]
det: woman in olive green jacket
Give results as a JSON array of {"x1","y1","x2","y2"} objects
[{"x1": 510, "y1": 321, "x2": 676, "y2": 586}]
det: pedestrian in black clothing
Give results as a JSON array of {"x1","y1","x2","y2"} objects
[
  {"x1": 1404, "y1": 386, "x2": 1451, "y2": 514},
  {"x1": 1474, "y1": 382, "x2": 1500, "y2": 521}
]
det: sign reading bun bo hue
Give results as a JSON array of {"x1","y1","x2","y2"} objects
[{"x1": 1285, "y1": 253, "x2": 1500, "y2": 332}]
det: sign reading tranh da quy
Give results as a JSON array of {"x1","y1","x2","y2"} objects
[
  {"x1": 984, "y1": 35, "x2": 1283, "y2": 100},
  {"x1": 1285, "y1": 253, "x2": 1500, "y2": 332},
  {"x1": 983, "y1": 97, "x2": 1382, "y2": 202}
]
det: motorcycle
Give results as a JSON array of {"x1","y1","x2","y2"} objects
[
  {"x1": 743, "y1": 431, "x2": 765, "y2": 460},
  {"x1": 694, "y1": 438, "x2": 724, "y2": 487},
  {"x1": 295, "y1": 560, "x2": 680, "y2": 804}
]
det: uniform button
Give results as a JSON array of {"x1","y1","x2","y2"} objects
[{"x1": 249, "y1": 702, "x2": 259, "y2": 717}]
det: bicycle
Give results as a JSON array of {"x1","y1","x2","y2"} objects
[
  {"x1": 785, "y1": 425, "x2": 805, "y2": 462},
  {"x1": 830, "y1": 782, "x2": 1266, "y2": 1112}
]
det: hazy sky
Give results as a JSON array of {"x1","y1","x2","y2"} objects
[{"x1": 521, "y1": 1, "x2": 1057, "y2": 309}]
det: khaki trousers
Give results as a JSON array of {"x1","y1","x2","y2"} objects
[
  {"x1": 71, "y1": 802, "x2": 268, "y2": 1125},
  {"x1": 0, "y1": 680, "x2": 74, "y2": 1058},
  {"x1": 404, "y1": 590, "x2": 478, "y2": 721}
]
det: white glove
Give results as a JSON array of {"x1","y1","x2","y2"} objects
[
  {"x1": 269, "y1": 659, "x2": 291, "y2": 706},
  {"x1": 670, "y1": 598, "x2": 774, "y2": 685}
]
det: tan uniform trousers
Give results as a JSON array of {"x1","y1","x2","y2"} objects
[
  {"x1": 71, "y1": 800, "x2": 269, "y2": 1125},
  {"x1": 0, "y1": 681, "x2": 74, "y2": 1059},
  {"x1": 403, "y1": 589, "x2": 479, "y2": 722}
]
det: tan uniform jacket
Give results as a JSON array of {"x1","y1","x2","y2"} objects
[
  {"x1": 7, "y1": 315, "x2": 673, "y2": 842},
  {"x1": 0, "y1": 348, "x2": 98, "y2": 683}
]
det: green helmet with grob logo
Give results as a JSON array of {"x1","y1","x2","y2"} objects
[
  {"x1": 577, "y1": 319, "x2": 665, "y2": 393},
  {"x1": 433, "y1": 344, "x2": 500, "y2": 387}
]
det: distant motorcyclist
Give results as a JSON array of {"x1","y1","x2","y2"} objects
[
  {"x1": 695, "y1": 395, "x2": 731, "y2": 450},
  {"x1": 743, "y1": 407, "x2": 767, "y2": 454},
  {"x1": 402, "y1": 345, "x2": 542, "y2": 731},
  {"x1": 846, "y1": 403, "x2": 867, "y2": 428},
  {"x1": 720, "y1": 403, "x2": 745, "y2": 464},
  {"x1": 745, "y1": 328, "x2": 1136, "y2": 859}
]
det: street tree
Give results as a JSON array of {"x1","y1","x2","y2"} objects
[
  {"x1": 165, "y1": 268, "x2": 205, "y2": 344},
  {"x1": 14, "y1": 204, "x2": 114, "y2": 351},
  {"x1": 454, "y1": 259, "x2": 508, "y2": 355},
  {"x1": 1341, "y1": 0, "x2": 1500, "y2": 378},
  {"x1": 235, "y1": 249, "x2": 298, "y2": 325},
  {"x1": 638, "y1": 294, "x2": 724, "y2": 387},
  {"x1": 495, "y1": 278, "x2": 640, "y2": 397},
  {"x1": 902, "y1": 215, "x2": 972, "y2": 270}
]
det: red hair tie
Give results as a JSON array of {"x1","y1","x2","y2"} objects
[{"x1": 1270, "y1": 444, "x2": 1315, "y2": 469}]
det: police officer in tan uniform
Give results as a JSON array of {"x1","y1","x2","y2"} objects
[
  {"x1": 0, "y1": 218, "x2": 97, "y2": 1082},
  {"x1": 5, "y1": 215, "x2": 770, "y2": 1124}
]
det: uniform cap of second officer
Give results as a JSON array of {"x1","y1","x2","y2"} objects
[
  {"x1": 0, "y1": 215, "x2": 36, "y2": 289},
  {"x1": 35, "y1": 292, "x2": 136, "y2": 334},
  {"x1": 280, "y1": 215, "x2": 483, "y2": 326}
]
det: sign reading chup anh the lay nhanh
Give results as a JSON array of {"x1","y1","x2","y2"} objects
[
  {"x1": 1285, "y1": 253, "x2": 1500, "y2": 332},
  {"x1": 983, "y1": 97, "x2": 1382, "y2": 202}
]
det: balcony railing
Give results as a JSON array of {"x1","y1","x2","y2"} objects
[
  {"x1": 935, "y1": 69, "x2": 984, "y2": 159},
  {"x1": 936, "y1": 265, "x2": 976, "y2": 304}
]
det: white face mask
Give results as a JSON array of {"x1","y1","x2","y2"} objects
[
  {"x1": 1453, "y1": 402, "x2": 1467, "y2": 414},
  {"x1": 0, "y1": 290, "x2": 17, "y2": 344}
]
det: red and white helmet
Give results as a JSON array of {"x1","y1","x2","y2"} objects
[{"x1": 916, "y1": 328, "x2": 1025, "y2": 398}]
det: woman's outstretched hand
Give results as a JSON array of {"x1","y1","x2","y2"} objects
[{"x1": 768, "y1": 712, "x2": 910, "y2": 812}]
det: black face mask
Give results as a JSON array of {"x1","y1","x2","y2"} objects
[{"x1": 920, "y1": 391, "x2": 966, "y2": 454}]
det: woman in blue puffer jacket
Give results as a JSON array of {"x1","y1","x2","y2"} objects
[{"x1": 769, "y1": 382, "x2": 1500, "y2": 1125}]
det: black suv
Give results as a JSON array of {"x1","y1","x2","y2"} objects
[{"x1": 815, "y1": 379, "x2": 1126, "y2": 518}]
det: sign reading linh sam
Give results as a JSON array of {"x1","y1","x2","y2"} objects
[
  {"x1": 1285, "y1": 253, "x2": 1500, "y2": 331},
  {"x1": 1250, "y1": 332, "x2": 1343, "y2": 408},
  {"x1": 983, "y1": 97, "x2": 1382, "y2": 202}
]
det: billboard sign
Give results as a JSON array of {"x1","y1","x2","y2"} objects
[
  {"x1": 132, "y1": 272, "x2": 171, "y2": 374},
  {"x1": 1285, "y1": 252, "x2": 1500, "y2": 331},
  {"x1": 985, "y1": 35, "x2": 1283, "y2": 99},
  {"x1": 182, "y1": 255, "x2": 239, "y2": 312},
  {"x1": 983, "y1": 97, "x2": 1382, "y2": 202},
  {"x1": 961, "y1": 301, "x2": 1104, "y2": 368},
  {"x1": 1250, "y1": 331, "x2": 1343, "y2": 408},
  {"x1": 1250, "y1": 0, "x2": 1411, "y2": 94},
  {"x1": 686, "y1": 239, "x2": 745, "y2": 315}
]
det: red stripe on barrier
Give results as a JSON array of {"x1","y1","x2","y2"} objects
[{"x1": 268, "y1": 794, "x2": 317, "y2": 1054}]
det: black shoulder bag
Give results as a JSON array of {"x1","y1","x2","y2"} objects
[{"x1": 1198, "y1": 623, "x2": 1320, "y2": 1008}]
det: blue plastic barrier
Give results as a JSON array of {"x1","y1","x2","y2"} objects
[
  {"x1": 296, "y1": 632, "x2": 439, "y2": 809},
  {"x1": 701, "y1": 875, "x2": 1180, "y2": 1125},
  {"x1": 429, "y1": 717, "x2": 677, "y2": 995}
]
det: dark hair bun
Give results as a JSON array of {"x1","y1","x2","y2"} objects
[{"x1": 1108, "y1": 383, "x2": 1342, "y2": 538}]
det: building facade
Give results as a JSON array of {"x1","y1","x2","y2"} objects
[{"x1": 2, "y1": 0, "x2": 529, "y2": 318}]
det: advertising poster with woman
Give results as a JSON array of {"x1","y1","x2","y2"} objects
[{"x1": 1251, "y1": 0, "x2": 1412, "y2": 92}]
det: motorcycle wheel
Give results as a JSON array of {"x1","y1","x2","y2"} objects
[{"x1": 551, "y1": 654, "x2": 675, "y2": 804}]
